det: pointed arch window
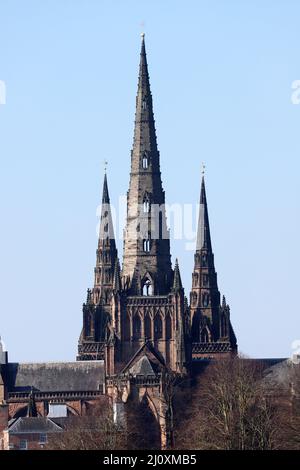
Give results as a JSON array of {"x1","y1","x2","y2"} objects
[
  {"x1": 202, "y1": 293, "x2": 210, "y2": 308},
  {"x1": 154, "y1": 315, "x2": 163, "y2": 340},
  {"x1": 144, "y1": 315, "x2": 151, "y2": 339},
  {"x1": 85, "y1": 312, "x2": 92, "y2": 337},
  {"x1": 124, "y1": 315, "x2": 131, "y2": 341},
  {"x1": 133, "y1": 315, "x2": 141, "y2": 340},
  {"x1": 221, "y1": 314, "x2": 227, "y2": 338},
  {"x1": 166, "y1": 314, "x2": 172, "y2": 340},
  {"x1": 142, "y1": 152, "x2": 149, "y2": 169},
  {"x1": 201, "y1": 254, "x2": 208, "y2": 267},
  {"x1": 142, "y1": 279, "x2": 152, "y2": 296},
  {"x1": 200, "y1": 328, "x2": 209, "y2": 343},
  {"x1": 142, "y1": 100, "x2": 147, "y2": 110},
  {"x1": 143, "y1": 194, "x2": 151, "y2": 213},
  {"x1": 202, "y1": 274, "x2": 209, "y2": 287}
]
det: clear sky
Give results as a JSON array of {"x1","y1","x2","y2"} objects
[{"x1": 0, "y1": 0, "x2": 299, "y2": 362}]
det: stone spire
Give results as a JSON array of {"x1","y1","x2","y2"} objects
[
  {"x1": 130, "y1": 33, "x2": 159, "y2": 170},
  {"x1": 78, "y1": 171, "x2": 119, "y2": 356},
  {"x1": 196, "y1": 176, "x2": 212, "y2": 252},
  {"x1": 173, "y1": 258, "x2": 183, "y2": 291},
  {"x1": 122, "y1": 35, "x2": 172, "y2": 295},
  {"x1": 190, "y1": 175, "x2": 220, "y2": 341},
  {"x1": 113, "y1": 258, "x2": 121, "y2": 292},
  {"x1": 93, "y1": 171, "x2": 118, "y2": 304}
]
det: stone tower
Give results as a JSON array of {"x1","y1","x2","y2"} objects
[
  {"x1": 122, "y1": 34, "x2": 173, "y2": 295},
  {"x1": 78, "y1": 35, "x2": 188, "y2": 375},
  {"x1": 120, "y1": 35, "x2": 187, "y2": 372},
  {"x1": 77, "y1": 172, "x2": 120, "y2": 362},
  {"x1": 190, "y1": 175, "x2": 237, "y2": 359}
]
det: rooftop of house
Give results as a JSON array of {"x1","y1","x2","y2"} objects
[{"x1": 8, "y1": 417, "x2": 63, "y2": 434}]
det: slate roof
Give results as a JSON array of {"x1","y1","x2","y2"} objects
[
  {"x1": 120, "y1": 341, "x2": 166, "y2": 376},
  {"x1": 5, "y1": 361, "x2": 104, "y2": 392},
  {"x1": 129, "y1": 355, "x2": 157, "y2": 376},
  {"x1": 8, "y1": 417, "x2": 63, "y2": 434}
]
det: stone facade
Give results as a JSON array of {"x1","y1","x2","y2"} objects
[
  {"x1": 0, "y1": 35, "x2": 239, "y2": 451},
  {"x1": 77, "y1": 35, "x2": 237, "y2": 375}
]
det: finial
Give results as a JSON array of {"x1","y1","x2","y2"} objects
[
  {"x1": 140, "y1": 20, "x2": 145, "y2": 39},
  {"x1": 201, "y1": 162, "x2": 206, "y2": 177},
  {"x1": 103, "y1": 159, "x2": 108, "y2": 174}
]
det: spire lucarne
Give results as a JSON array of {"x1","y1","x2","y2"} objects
[{"x1": 122, "y1": 35, "x2": 172, "y2": 295}]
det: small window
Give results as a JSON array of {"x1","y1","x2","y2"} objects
[
  {"x1": 143, "y1": 239, "x2": 150, "y2": 252},
  {"x1": 200, "y1": 328, "x2": 209, "y2": 343},
  {"x1": 202, "y1": 293, "x2": 209, "y2": 308},
  {"x1": 19, "y1": 439, "x2": 28, "y2": 450},
  {"x1": 39, "y1": 434, "x2": 47, "y2": 445},
  {"x1": 143, "y1": 200, "x2": 150, "y2": 213},
  {"x1": 144, "y1": 315, "x2": 151, "y2": 338},
  {"x1": 142, "y1": 100, "x2": 147, "y2": 110},
  {"x1": 133, "y1": 315, "x2": 141, "y2": 339},
  {"x1": 201, "y1": 254, "x2": 208, "y2": 267},
  {"x1": 154, "y1": 315, "x2": 163, "y2": 340},
  {"x1": 143, "y1": 279, "x2": 152, "y2": 296},
  {"x1": 142, "y1": 153, "x2": 149, "y2": 169},
  {"x1": 48, "y1": 403, "x2": 67, "y2": 418},
  {"x1": 202, "y1": 274, "x2": 209, "y2": 287}
]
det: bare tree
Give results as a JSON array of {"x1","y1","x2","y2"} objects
[
  {"x1": 176, "y1": 356, "x2": 281, "y2": 450},
  {"x1": 46, "y1": 405, "x2": 127, "y2": 450}
]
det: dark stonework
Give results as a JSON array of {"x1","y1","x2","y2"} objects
[
  {"x1": 190, "y1": 177, "x2": 237, "y2": 359},
  {"x1": 77, "y1": 36, "x2": 237, "y2": 375}
]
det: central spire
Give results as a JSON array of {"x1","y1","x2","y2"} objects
[
  {"x1": 196, "y1": 176, "x2": 212, "y2": 252},
  {"x1": 122, "y1": 35, "x2": 173, "y2": 295},
  {"x1": 131, "y1": 33, "x2": 159, "y2": 173}
]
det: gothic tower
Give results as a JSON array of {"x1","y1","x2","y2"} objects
[
  {"x1": 190, "y1": 175, "x2": 237, "y2": 359},
  {"x1": 77, "y1": 35, "x2": 237, "y2": 373},
  {"x1": 120, "y1": 35, "x2": 187, "y2": 372},
  {"x1": 122, "y1": 34, "x2": 173, "y2": 296},
  {"x1": 77, "y1": 172, "x2": 120, "y2": 362},
  {"x1": 78, "y1": 35, "x2": 188, "y2": 375}
]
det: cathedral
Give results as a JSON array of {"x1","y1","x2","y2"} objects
[
  {"x1": 0, "y1": 35, "x2": 240, "y2": 450},
  {"x1": 77, "y1": 34, "x2": 237, "y2": 375}
]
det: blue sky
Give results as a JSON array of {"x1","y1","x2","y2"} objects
[{"x1": 0, "y1": 0, "x2": 299, "y2": 362}]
